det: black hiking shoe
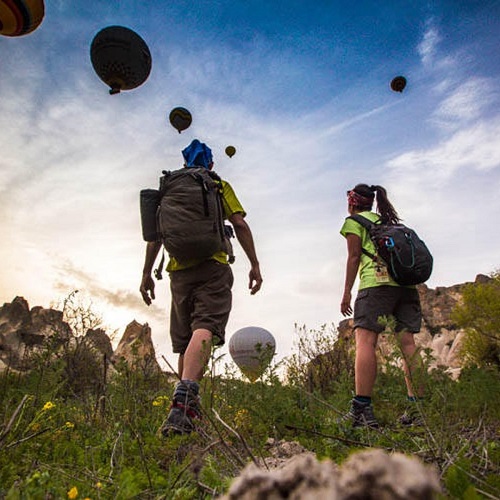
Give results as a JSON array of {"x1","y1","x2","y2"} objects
[
  {"x1": 398, "y1": 406, "x2": 423, "y2": 427},
  {"x1": 341, "y1": 399, "x2": 380, "y2": 428},
  {"x1": 160, "y1": 399, "x2": 201, "y2": 437}
]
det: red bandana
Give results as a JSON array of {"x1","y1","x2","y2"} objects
[{"x1": 347, "y1": 190, "x2": 373, "y2": 208}]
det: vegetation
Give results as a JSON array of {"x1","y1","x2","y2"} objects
[
  {"x1": 452, "y1": 271, "x2": 500, "y2": 369},
  {"x1": 0, "y1": 310, "x2": 499, "y2": 498}
]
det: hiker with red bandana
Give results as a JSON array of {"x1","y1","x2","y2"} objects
[{"x1": 339, "y1": 184, "x2": 425, "y2": 428}]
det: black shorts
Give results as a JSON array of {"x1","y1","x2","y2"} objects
[
  {"x1": 169, "y1": 259, "x2": 233, "y2": 354},
  {"x1": 353, "y1": 286, "x2": 422, "y2": 334}
]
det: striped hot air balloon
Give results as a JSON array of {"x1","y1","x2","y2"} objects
[
  {"x1": 0, "y1": 0, "x2": 45, "y2": 37},
  {"x1": 169, "y1": 107, "x2": 192, "y2": 133},
  {"x1": 90, "y1": 25, "x2": 152, "y2": 95},
  {"x1": 229, "y1": 326, "x2": 276, "y2": 382}
]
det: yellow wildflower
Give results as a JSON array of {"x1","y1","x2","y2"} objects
[
  {"x1": 67, "y1": 486, "x2": 78, "y2": 499},
  {"x1": 234, "y1": 408, "x2": 250, "y2": 429},
  {"x1": 152, "y1": 396, "x2": 169, "y2": 407},
  {"x1": 96, "y1": 481, "x2": 103, "y2": 489},
  {"x1": 43, "y1": 401, "x2": 55, "y2": 411},
  {"x1": 64, "y1": 421, "x2": 75, "y2": 429}
]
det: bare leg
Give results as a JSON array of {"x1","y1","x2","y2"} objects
[
  {"x1": 354, "y1": 327, "x2": 378, "y2": 396},
  {"x1": 181, "y1": 328, "x2": 213, "y2": 382},
  {"x1": 399, "y1": 331, "x2": 424, "y2": 398}
]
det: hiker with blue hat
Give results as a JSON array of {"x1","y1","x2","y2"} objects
[
  {"x1": 181, "y1": 138, "x2": 213, "y2": 169},
  {"x1": 140, "y1": 139, "x2": 263, "y2": 436}
]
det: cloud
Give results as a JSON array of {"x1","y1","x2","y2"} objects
[
  {"x1": 431, "y1": 77, "x2": 498, "y2": 131},
  {"x1": 53, "y1": 260, "x2": 165, "y2": 323},
  {"x1": 417, "y1": 20, "x2": 440, "y2": 66},
  {"x1": 387, "y1": 116, "x2": 500, "y2": 186}
]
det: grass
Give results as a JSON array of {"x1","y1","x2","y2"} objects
[{"x1": 0, "y1": 324, "x2": 499, "y2": 499}]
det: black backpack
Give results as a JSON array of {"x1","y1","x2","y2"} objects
[{"x1": 348, "y1": 214, "x2": 433, "y2": 286}]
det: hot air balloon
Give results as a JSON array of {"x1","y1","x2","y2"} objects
[
  {"x1": 390, "y1": 76, "x2": 407, "y2": 93},
  {"x1": 169, "y1": 107, "x2": 192, "y2": 133},
  {"x1": 229, "y1": 326, "x2": 276, "y2": 382},
  {"x1": 225, "y1": 145, "x2": 236, "y2": 158},
  {"x1": 0, "y1": 0, "x2": 44, "y2": 37},
  {"x1": 90, "y1": 25, "x2": 152, "y2": 95}
]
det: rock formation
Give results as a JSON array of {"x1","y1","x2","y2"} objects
[
  {"x1": 113, "y1": 320, "x2": 162, "y2": 374},
  {"x1": 0, "y1": 296, "x2": 72, "y2": 371},
  {"x1": 0, "y1": 274, "x2": 488, "y2": 376},
  {"x1": 221, "y1": 448, "x2": 441, "y2": 499},
  {"x1": 0, "y1": 297, "x2": 116, "y2": 373}
]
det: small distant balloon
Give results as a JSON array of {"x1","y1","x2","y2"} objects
[
  {"x1": 90, "y1": 25, "x2": 152, "y2": 95},
  {"x1": 0, "y1": 0, "x2": 45, "y2": 37},
  {"x1": 229, "y1": 326, "x2": 276, "y2": 382},
  {"x1": 390, "y1": 76, "x2": 407, "y2": 93},
  {"x1": 225, "y1": 146, "x2": 236, "y2": 158},
  {"x1": 169, "y1": 107, "x2": 192, "y2": 133}
]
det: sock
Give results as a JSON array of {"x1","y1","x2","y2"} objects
[
  {"x1": 354, "y1": 395, "x2": 372, "y2": 405},
  {"x1": 173, "y1": 380, "x2": 199, "y2": 402}
]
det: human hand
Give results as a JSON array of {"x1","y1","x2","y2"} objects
[
  {"x1": 340, "y1": 291, "x2": 352, "y2": 317},
  {"x1": 248, "y1": 264, "x2": 263, "y2": 295},
  {"x1": 140, "y1": 274, "x2": 156, "y2": 306}
]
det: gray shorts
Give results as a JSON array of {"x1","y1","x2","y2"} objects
[
  {"x1": 353, "y1": 286, "x2": 422, "y2": 334},
  {"x1": 169, "y1": 260, "x2": 234, "y2": 354}
]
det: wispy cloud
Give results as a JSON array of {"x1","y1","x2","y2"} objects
[
  {"x1": 53, "y1": 260, "x2": 165, "y2": 323},
  {"x1": 417, "y1": 20, "x2": 440, "y2": 66},
  {"x1": 387, "y1": 116, "x2": 500, "y2": 182},
  {"x1": 431, "y1": 77, "x2": 498, "y2": 131}
]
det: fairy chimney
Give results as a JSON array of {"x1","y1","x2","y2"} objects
[{"x1": 113, "y1": 320, "x2": 162, "y2": 374}]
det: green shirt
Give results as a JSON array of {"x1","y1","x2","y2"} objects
[
  {"x1": 340, "y1": 211, "x2": 399, "y2": 290},
  {"x1": 166, "y1": 179, "x2": 245, "y2": 272}
]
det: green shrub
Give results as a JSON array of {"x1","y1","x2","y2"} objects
[{"x1": 452, "y1": 272, "x2": 500, "y2": 369}]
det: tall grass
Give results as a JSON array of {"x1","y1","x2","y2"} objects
[{"x1": 0, "y1": 322, "x2": 499, "y2": 499}]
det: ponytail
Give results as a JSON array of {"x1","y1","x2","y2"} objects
[{"x1": 371, "y1": 185, "x2": 400, "y2": 224}]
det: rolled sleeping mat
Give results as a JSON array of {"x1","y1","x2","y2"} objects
[{"x1": 140, "y1": 189, "x2": 161, "y2": 241}]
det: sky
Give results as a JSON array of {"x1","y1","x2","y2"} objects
[{"x1": 1, "y1": 0, "x2": 500, "y2": 372}]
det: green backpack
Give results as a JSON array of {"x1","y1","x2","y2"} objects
[{"x1": 158, "y1": 167, "x2": 226, "y2": 263}]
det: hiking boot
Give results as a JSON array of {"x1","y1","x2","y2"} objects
[
  {"x1": 341, "y1": 399, "x2": 380, "y2": 428},
  {"x1": 398, "y1": 406, "x2": 423, "y2": 427},
  {"x1": 160, "y1": 399, "x2": 201, "y2": 437}
]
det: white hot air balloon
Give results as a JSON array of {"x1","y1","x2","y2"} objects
[{"x1": 229, "y1": 326, "x2": 276, "y2": 382}]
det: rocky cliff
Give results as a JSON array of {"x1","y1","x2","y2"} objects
[
  {"x1": 0, "y1": 275, "x2": 487, "y2": 376},
  {"x1": 0, "y1": 297, "x2": 159, "y2": 374}
]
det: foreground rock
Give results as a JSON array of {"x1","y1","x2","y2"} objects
[{"x1": 221, "y1": 448, "x2": 441, "y2": 499}]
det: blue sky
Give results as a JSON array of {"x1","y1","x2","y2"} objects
[{"x1": 1, "y1": 0, "x2": 500, "y2": 370}]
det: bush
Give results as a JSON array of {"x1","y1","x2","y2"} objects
[{"x1": 452, "y1": 272, "x2": 500, "y2": 369}]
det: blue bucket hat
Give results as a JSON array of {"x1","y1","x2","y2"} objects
[{"x1": 182, "y1": 139, "x2": 213, "y2": 169}]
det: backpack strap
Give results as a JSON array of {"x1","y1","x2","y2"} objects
[
  {"x1": 347, "y1": 214, "x2": 377, "y2": 261},
  {"x1": 154, "y1": 249, "x2": 166, "y2": 280}
]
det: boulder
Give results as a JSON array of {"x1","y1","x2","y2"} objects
[{"x1": 221, "y1": 448, "x2": 440, "y2": 499}]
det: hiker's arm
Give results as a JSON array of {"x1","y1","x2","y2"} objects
[
  {"x1": 341, "y1": 233, "x2": 362, "y2": 317},
  {"x1": 229, "y1": 213, "x2": 262, "y2": 295},
  {"x1": 140, "y1": 241, "x2": 162, "y2": 305}
]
